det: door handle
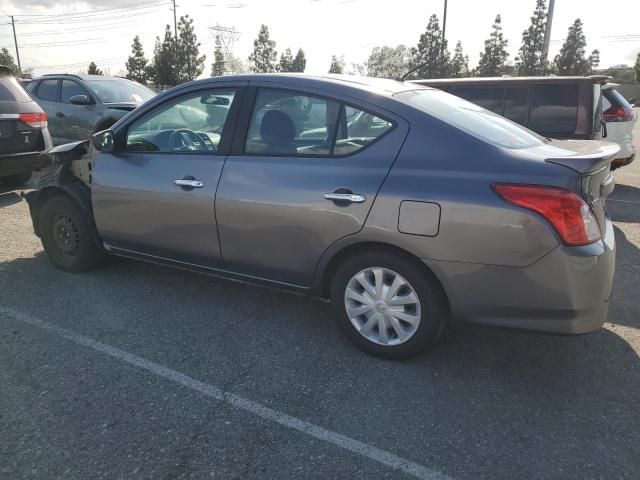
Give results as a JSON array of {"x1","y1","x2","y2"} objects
[
  {"x1": 174, "y1": 179, "x2": 204, "y2": 188},
  {"x1": 324, "y1": 192, "x2": 366, "y2": 203},
  {"x1": 56, "y1": 112, "x2": 65, "y2": 118}
]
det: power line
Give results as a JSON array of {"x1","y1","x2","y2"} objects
[{"x1": 14, "y1": 0, "x2": 167, "y2": 21}]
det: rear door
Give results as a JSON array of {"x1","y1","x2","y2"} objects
[
  {"x1": 33, "y1": 79, "x2": 64, "y2": 143},
  {"x1": 215, "y1": 85, "x2": 409, "y2": 286}
]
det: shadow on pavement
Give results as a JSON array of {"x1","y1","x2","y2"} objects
[
  {"x1": 0, "y1": 192, "x2": 22, "y2": 209},
  {"x1": 0, "y1": 250, "x2": 638, "y2": 479},
  {"x1": 608, "y1": 226, "x2": 640, "y2": 329}
]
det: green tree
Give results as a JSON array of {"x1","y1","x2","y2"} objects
[
  {"x1": 225, "y1": 53, "x2": 249, "y2": 74},
  {"x1": 125, "y1": 35, "x2": 148, "y2": 84},
  {"x1": 450, "y1": 41, "x2": 469, "y2": 77},
  {"x1": 366, "y1": 45, "x2": 412, "y2": 79},
  {"x1": 249, "y1": 24, "x2": 277, "y2": 73},
  {"x1": 0, "y1": 48, "x2": 19, "y2": 74},
  {"x1": 211, "y1": 35, "x2": 225, "y2": 77},
  {"x1": 476, "y1": 15, "x2": 509, "y2": 77},
  {"x1": 635, "y1": 52, "x2": 640, "y2": 82},
  {"x1": 278, "y1": 48, "x2": 294, "y2": 72},
  {"x1": 328, "y1": 55, "x2": 345, "y2": 74},
  {"x1": 412, "y1": 14, "x2": 450, "y2": 79},
  {"x1": 176, "y1": 15, "x2": 205, "y2": 83},
  {"x1": 515, "y1": 0, "x2": 548, "y2": 75},
  {"x1": 554, "y1": 19, "x2": 599, "y2": 75},
  {"x1": 147, "y1": 26, "x2": 178, "y2": 88},
  {"x1": 87, "y1": 61, "x2": 104, "y2": 75},
  {"x1": 290, "y1": 48, "x2": 306, "y2": 72}
]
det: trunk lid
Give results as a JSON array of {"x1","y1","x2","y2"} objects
[{"x1": 542, "y1": 139, "x2": 619, "y2": 235}]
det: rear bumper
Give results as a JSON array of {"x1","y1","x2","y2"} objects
[
  {"x1": 426, "y1": 215, "x2": 616, "y2": 334},
  {"x1": 0, "y1": 151, "x2": 49, "y2": 177}
]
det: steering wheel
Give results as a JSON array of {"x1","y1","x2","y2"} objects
[{"x1": 168, "y1": 128, "x2": 205, "y2": 151}]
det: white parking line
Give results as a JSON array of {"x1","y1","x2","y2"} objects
[{"x1": 0, "y1": 306, "x2": 450, "y2": 480}]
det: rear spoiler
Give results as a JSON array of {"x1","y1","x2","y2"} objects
[{"x1": 545, "y1": 143, "x2": 620, "y2": 173}]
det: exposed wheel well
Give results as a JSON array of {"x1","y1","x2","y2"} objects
[{"x1": 320, "y1": 242, "x2": 450, "y2": 312}]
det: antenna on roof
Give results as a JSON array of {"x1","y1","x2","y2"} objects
[{"x1": 398, "y1": 61, "x2": 430, "y2": 82}]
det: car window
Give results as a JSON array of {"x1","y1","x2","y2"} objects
[
  {"x1": 333, "y1": 106, "x2": 394, "y2": 155},
  {"x1": 61, "y1": 80, "x2": 91, "y2": 104},
  {"x1": 398, "y1": 89, "x2": 544, "y2": 149},
  {"x1": 450, "y1": 86, "x2": 504, "y2": 114},
  {"x1": 126, "y1": 88, "x2": 236, "y2": 153},
  {"x1": 0, "y1": 76, "x2": 32, "y2": 103},
  {"x1": 503, "y1": 87, "x2": 529, "y2": 125},
  {"x1": 245, "y1": 89, "x2": 340, "y2": 156},
  {"x1": 529, "y1": 84, "x2": 578, "y2": 134},
  {"x1": 36, "y1": 79, "x2": 59, "y2": 102},
  {"x1": 86, "y1": 79, "x2": 155, "y2": 104}
]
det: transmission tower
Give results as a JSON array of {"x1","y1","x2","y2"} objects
[{"x1": 209, "y1": 24, "x2": 241, "y2": 57}]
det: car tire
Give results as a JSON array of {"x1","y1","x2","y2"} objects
[
  {"x1": 330, "y1": 250, "x2": 447, "y2": 360},
  {"x1": 39, "y1": 195, "x2": 105, "y2": 273},
  {"x1": 2, "y1": 171, "x2": 32, "y2": 187}
]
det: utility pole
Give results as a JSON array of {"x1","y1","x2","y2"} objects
[
  {"x1": 541, "y1": 0, "x2": 555, "y2": 72},
  {"x1": 441, "y1": 0, "x2": 448, "y2": 59},
  {"x1": 171, "y1": 0, "x2": 178, "y2": 39},
  {"x1": 10, "y1": 16, "x2": 21, "y2": 73}
]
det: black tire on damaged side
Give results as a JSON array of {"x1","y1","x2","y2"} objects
[
  {"x1": 39, "y1": 194, "x2": 106, "y2": 273},
  {"x1": 330, "y1": 250, "x2": 448, "y2": 360}
]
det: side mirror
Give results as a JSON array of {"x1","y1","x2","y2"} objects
[
  {"x1": 70, "y1": 94, "x2": 92, "y2": 105},
  {"x1": 92, "y1": 130, "x2": 114, "y2": 153}
]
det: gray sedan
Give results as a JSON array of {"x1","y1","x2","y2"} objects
[{"x1": 25, "y1": 74, "x2": 618, "y2": 359}]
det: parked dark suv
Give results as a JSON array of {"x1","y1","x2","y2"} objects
[
  {"x1": 412, "y1": 76, "x2": 607, "y2": 140},
  {"x1": 27, "y1": 74, "x2": 155, "y2": 145},
  {"x1": 0, "y1": 66, "x2": 52, "y2": 186}
]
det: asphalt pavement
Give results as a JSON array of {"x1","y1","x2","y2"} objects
[{"x1": 1, "y1": 117, "x2": 639, "y2": 479}]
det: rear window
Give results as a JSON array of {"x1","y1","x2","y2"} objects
[
  {"x1": 603, "y1": 88, "x2": 632, "y2": 109},
  {"x1": 529, "y1": 84, "x2": 578, "y2": 134},
  {"x1": 398, "y1": 89, "x2": 544, "y2": 149},
  {"x1": 449, "y1": 86, "x2": 504, "y2": 114},
  {"x1": 0, "y1": 76, "x2": 32, "y2": 103}
]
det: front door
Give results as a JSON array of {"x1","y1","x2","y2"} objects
[
  {"x1": 58, "y1": 79, "x2": 96, "y2": 142},
  {"x1": 92, "y1": 86, "x2": 242, "y2": 267},
  {"x1": 216, "y1": 86, "x2": 408, "y2": 286}
]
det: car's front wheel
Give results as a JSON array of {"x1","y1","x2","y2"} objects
[
  {"x1": 39, "y1": 195, "x2": 105, "y2": 273},
  {"x1": 330, "y1": 250, "x2": 447, "y2": 360}
]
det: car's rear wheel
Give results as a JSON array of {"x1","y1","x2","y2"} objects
[
  {"x1": 330, "y1": 250, "x2": 447, "y2": 359},
  {"x1": 39, "y1": 195, "x2": 105, "y2": 273}
]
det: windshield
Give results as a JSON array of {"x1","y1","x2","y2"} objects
[
  {"x1": 398, "y1": 88, "x2": 546, "y2": 149},
  {"x1": 86, "y1": 79, "x2": 155, "y2": 104}
]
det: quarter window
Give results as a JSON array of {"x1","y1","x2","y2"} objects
[
  {"x1": 126, "y1": 88, "x2": 236, "y2": 153},
  {"x1": 333, "y1": 106, "x2": 394, "y2": 155},
  {"x1": 245, "y1": 89, "x2": 340, "y2": 155},
  {"x1": 529, "y1": 84, "x2": 578, "y2": 134},
  {"x1": 36, "y1": 79, "x2": 59, "y2": 102}
]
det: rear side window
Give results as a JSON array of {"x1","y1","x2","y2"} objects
[
  {"x1": 529, "y1": 84, "x2": 578, "y2": 134},
  {"x1": 245, "y1": 89, "x2": 340, "y2": 156},
  {"x1": 449, "y1": 86, "x2": 504, "y2": 114},
  {"x1": 0, "y1": 76, "x2": 31, "y2": 102},
  {"x1": 398, "y1": 89, "x2": 544, "y2": 149},
  {"x1": 61, "y1": 80, "x2": 91, "y2": 104},
  {"x1": 36, "y1": 79, "x2": 59, "y2": 102},
  {"x1": 334, "y1": 106, "x2": 393, "y2": 155},
  {"x1": 503, "y1": 87, "x2": 529, "y2": 125}
]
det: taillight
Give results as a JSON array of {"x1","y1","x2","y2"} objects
[
  {"x1": 492, "y1": 184, "x2": 601, "y2": 246},
  {"x1": 18, "y1": 112, "x2": 47, "y2": 128},
  {"x1": 603, "y1": 106, "x2": 634, "y2": 122}
]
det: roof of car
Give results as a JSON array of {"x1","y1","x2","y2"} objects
[
  {"x1": 0, "y1": 65, "x2": 15, "y2": 76},
  {"x1": 410, "y1": 75, "x2": 612, "y2": 85},
  {"x1": 36, "y1": 74, "x2": 127, "y2": 81},
  {"x1": 184, "y1": 73, "x2": 428, "y2": 97}
]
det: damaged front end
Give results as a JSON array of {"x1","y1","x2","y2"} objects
[{"x1": 23, "y1": 139, "x2": 98, "y2": 238}]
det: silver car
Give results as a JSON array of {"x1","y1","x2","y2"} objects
[{"x1": 25, "y1": 74, "x2": 618, "y2": 359}]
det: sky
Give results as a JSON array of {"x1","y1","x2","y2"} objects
[{"x1": 0, "y1": 0, "x2": 638, "y2": 77}]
